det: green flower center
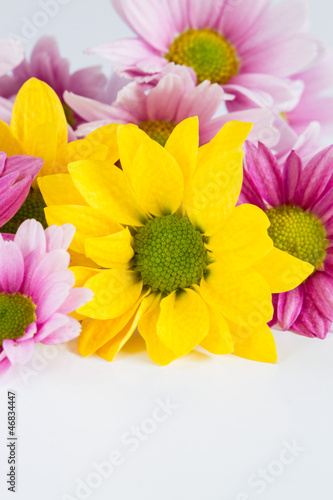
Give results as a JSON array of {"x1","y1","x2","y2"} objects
[
  {"x1": 266, "y1": 205, "x2": 328, "y2": 269},
  {"x1": 138, "y1": 120, "x2": 176, "y2": 147},
  {"x1": 134, "y1": 214, "x2": 210, "y2": 294},
  {"x1": 165, "y1": 28, "x2": 239, "y2": 85},
  {"x1": 62, "y1": 102, "x2": 77, "y2": 128},
  {"x1": 2, "y1": 189, "x2": 47, "y2": 234},
  {"x1": 0, "y1": 293, "x2": 36, "y2": 348}
]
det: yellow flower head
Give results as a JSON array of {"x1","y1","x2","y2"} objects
[{"x1": 40, "y1": 118, "x2": 313, "y2": 365}]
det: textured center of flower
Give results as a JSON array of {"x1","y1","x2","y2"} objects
[
  {"x1": 165, "y1": 28, "x2": 239, "y2": 85},
  {"x1": 2, "y1": 189, "x2": 47, "y2": 234},
  {"x1": 138, "y1": 120, "x2": 176, "y2": 147},
  {"x1": 266, "y1": 205, "x2": 327, "y2": 268},
  {"x1": 134, "y1": 214, "x2": 209, "y2": 293},
  {"x1": 0, "y1": 293, "x2": 36, "y2": 348}
]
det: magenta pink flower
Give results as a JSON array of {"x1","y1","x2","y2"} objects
[
  {"x1": 89, "y1": 0, "x2": 321, "y2": 111},
  {"x1": 240, "y1": 141, "x2": 333, "y2": 339},
  {"x1": 0, "y1": 36, "x2": 107, "y2": 126},
  {"x1": 0, "y1": 219, "x2": 93, "y2": 375},
  {"x1": 0, "y1": 152, "x2": 43, "y2": 228},
  {"x1": 65, "y1": 65, "x2": 280, "y2": 147}
]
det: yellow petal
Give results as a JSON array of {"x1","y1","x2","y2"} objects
[
  {"x1": 68, "y1": 159, "x2": 148, "y2": 226},
  {"x1": 118, "y1": 125, "x2": 184, "y2": 216},
  {"x1": 69, "y1": 251, "x2": 99, "y2": 268},
  {"x1": 85, "y1": 123, "x2": 120, "y2": 165},
  {"x1": 207, "y1": 204, "x2": 273, "y2": 270},
  {"x1": 157, "y1": 288, "x2": 210, "y2": 357},
  {"x1": 85, "y1": 228, "x2": 134, "y2": 269},
  {"x1": 44, "y1": 205, "x2": 122, "y2": 254},
  {"x1": 24, "y1": 123, "x2": 58, "y2": 180},
  {"x1": 228, "y1": 321, "x2": 277, "y2": 363},
  {"x1": 138, "y1": 294, "x2": 178, "y2": 365},
  {"x1": 183, "y1": 150, "x2": 244, "y2": 235},
  {"x1": 200, "y1": 263, "x2": 273, "y2": 327},
  {"x1": 38, "y1": 174, "x2": 88, "y2": 206},
  {"x1": 79, "y1": 294, "x2": 144, "y2": 356},
  {"x1": 0, "y1": 120, "x2": 23, "y2": 155},
  {"x1": 200, "y1": 304, "x2": 234, "y2": 355},
  {"x1": 96, "y1": 289, "x2": 150, "y2": 361},
  {"x1": 165, "y1": 117, "x2": 198, "y2": 188},
  {"x1": 198, "y1": 121, "x2": 252, "y2": 166},
  {"x1": 11, "y1": 78, "x2": 67, "y2": 152},
  {"x1": 78, "y1": 269, "x2": 143, "y2": 320},
  {"x1": 63, "y1": 139, "x2": 109, "y2": 165},
  {"x1": 69, "y1": 266, "x2": 102, "y2": 287},
  {"x1": 117, "y1": 123, "x2": 150, "y2": 174},
  {"x1": 253, "y1": 246, "x2": 314, "y2": 293}
]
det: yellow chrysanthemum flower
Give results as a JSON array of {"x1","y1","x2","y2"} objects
[{"x1": 40, "y1": 118, "x2": 313, "y2": 365}]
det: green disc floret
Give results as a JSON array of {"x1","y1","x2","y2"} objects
[
  {"x1": 0, "y1": 293, "x2": 36, "y2": 348},
  {"x1": 139, "y1": 120, "x2": 177, "y2": 147},
  {"x1": 165, "y1": 28, "x2": 239, "y2": 85},
  {"x1": 266, "y1": 205, "x2": 327, "y2": 269},
  {"x1": 134, "y1": 214, "x2": 210, "y2": 293},
  {"x1": 2, "y1": 189, "x2": 47, "y2": 234}
]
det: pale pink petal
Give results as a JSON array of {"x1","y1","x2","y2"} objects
[
  {"x1": 42, "y1": 316, "x2": 82, "y2": 345},
  {"x1": 44, "y1": 224, "x2": 75, "y2": 252},
  {"x1": 0, "y1": 242, "x2": 24, "y2": 293},
  {"x1": 0, "y1": 38, "x2": 25, "y2": 77},
  {"x1": 30, "y1": 250, "x2": 71, "y2": 291},
  {"x1": 14, "y1": 219, "x2": 46, "y2": 258},
  {"x1": 33, "y1": 313, "x2": 70, "y2": 343},
  {"x1": 64, "y1": 91, "x2": 122, "y2": 122},
  {"x1": 176, "y1": 80, "x2": 226, "y2": 124},
  {"x1": 57, "y1": 287, "x2": 94, "y2": 315},
  {"x1": 70, "y1": 67, "x2": 107, "y2": 100},
  {"x1": 87, "y1": 38, "x2": 160, "y2": 65},
  {"x1": 2, "y1": 338, "x2": 35, "y2": 365},
  {"x1": 31, "y1": 270, "x2": 75, "y2": 304},
  {"x1": 0, "y1": 96, "x2": 13, "y2": 124},
  {"x1": 35, "y1": 282, "x2": 71, "y2": 324}
]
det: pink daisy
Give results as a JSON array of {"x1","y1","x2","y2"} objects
[
  {"x1": 89, "y1": 0, "x2": 321, "y2": 111},
  {"x1": 240, "y1": 141, "x2": 333, "y2": 339},
  {"x1": 0, "y1": 152, "x2": 43, "y2": 228},
  {"x1": 0, "y1": 219, "x2": 93, "y2": 375},
  {"x1": 65, "y1": 65, "x2": 280, "y2": 147},
  {"x1": 0, "y1": 36, "x2": 107, "y2": 126}
]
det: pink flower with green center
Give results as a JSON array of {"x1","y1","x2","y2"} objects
[
  {"x1": 0, "y1": 36, "x2": 107, "y2": 127},
  {"x1": 65, "y1": 65, "x2": 280, "y2": 147},
  {"x1": 240, "y1": 141, "x2": 333, "y2": 338},
  {"x1": 0, "y1": 152, "x2": 43, "y2": 229},
  {"x1": 89, "y1": 0, "x2": 321, "y2": 111},
  {"x1": 0, "y1": 219, "x2": 93, "y2": 376}
]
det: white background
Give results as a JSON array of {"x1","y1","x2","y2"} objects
[{"x1": 1, "y1": 1, "x2": 333, "y2": 499}]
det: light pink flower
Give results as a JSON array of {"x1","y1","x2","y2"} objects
[
  {"x1": 66, "y1": 65, "x2": 280, "y2": 147},
  {"x1": 0, "y1": 220, "x2": 93, "y2": 376},
  {"x1": 0, "y1": 152, "x2": 43, "y2": 228},
  {"x1": 88, "y1": 0, "x2": 321, "y2": 111}
]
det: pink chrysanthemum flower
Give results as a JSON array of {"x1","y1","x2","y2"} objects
[
  {"x1": 0, "y1": 219, "x2": 93, "y2": 375},
  {"x1": 0, "y1": 152, "x2": 43, "y2": 229},
  {"x1": 65, "y1": 65, "x2": 279, "y2": 147},
  {"x1": 0, "y1": 36, "x2": 107, "y2": 127},
  {"x1": 240, "y1": 141, "x2": 333, "y2": 339},
  {"x1": 89, "y1": 0, "x2": 321, "y2": 111}
]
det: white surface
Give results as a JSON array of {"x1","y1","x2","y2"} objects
[{"x1": 0, "y1": 1, "x2": 333, "y2": 499}]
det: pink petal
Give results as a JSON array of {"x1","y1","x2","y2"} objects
[
  {"x1": 0, "y1": 38, "x2": 25, "y2": 77},
  {"x1": 57, "y1": 287, "x2": 93, "y2": 315},
  {"x1": 87, "y1": 38, "x2": 160, "y2": 65},
  {"x1": 33, "y1": 313, "x2": 70, "y2": 343},
  {"x1": 305, "y1": 272, "x2": 333, "y2": 321},
  {"x1": 0, "y1": 356, "x2": 11, "y2": 376},
  {"x1": 70, "y1": 66, "x2": 107, "y2": 100},
  {"x1": 64, "y1": 91, "x2": 121, "y2": 122},
  {"x1": 44, "y1": 224, "x2": 75, "y2": 252},
  {"x1": 283, "y1": 151, "x2": 302, "y2": 204},
  {"x1": 291, "y1": 285, "x2": 332, "y2": 339},
  {"x1": 30, "y1": 249, "x2": 71, "y2": 292},
  {"x1": 0, "y1": 241, "x2": 24, "y2": 293},
  {"x1": 2, "y1": 155, "x2": 43, "y2": 180},
  {"x1": 277, "y1": 286, "x2": 304, "y2": 331},
  {"x1": 42, "y1": 316, "x2": 82, "y2": 345},
  {"x1": 2, "y1": 338, "x2": 35, "y2": 365},
  {"x1": 14, "y1": 219, "x2": 46, "y2": 258},
  {"x1": 35, "y1": 282, "x2": 71, "y2": 324},
  {"x1": 0, "y1": 97, "x2": 13, "y2": 124},
  {"x1": 244, "y1": 141, "x2": 284, "y2": 206},
  {"x1": 176, "y1": 80, "x2": 226, "y2": 125}
]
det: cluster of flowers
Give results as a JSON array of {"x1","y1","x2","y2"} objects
[{"x1": 0, "y1": 0, "x2": 332, "y2": 375}]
